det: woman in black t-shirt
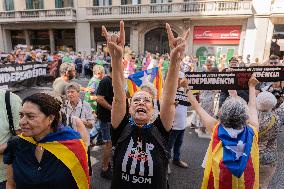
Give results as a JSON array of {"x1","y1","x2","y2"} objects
[{"x1": 101, "y1": 21, "x2": 190, "y2": 189}]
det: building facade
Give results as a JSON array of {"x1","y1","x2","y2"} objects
[{"x1": 0, "y1": 0, "x2": 282, "y2": 63}]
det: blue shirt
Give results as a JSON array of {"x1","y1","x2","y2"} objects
[{"x1": 3, "y1": 137, "x2": 78, "y2": 189}]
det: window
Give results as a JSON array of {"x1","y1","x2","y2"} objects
[
  {"x1": 121, "y1": 0, "x2": 140, "y2": 5},
  {"x1": 26, "y1": 0, "x2": 44, "y2": 9},
  {"x1": 4, "y1": 0, "x2": 14, "y2": 11},
  {"x1": 93, "y1": 0, "x2": 112, "y2": 6},
  {"x1": 54, "y1": 29, "x2": 75, "y2": 51},
  {"x1": 55, "y1": 0, "x2": 74, "y2": 8},
  {"x1": 11, "y1": 30, "x2": 25, "y2": 49},
  {"x1": 151, "y1": 0, "x2": 171, "y2": 3},
  {"x1": 29, "y1": 30, "x2": 50, "y2": 50}
]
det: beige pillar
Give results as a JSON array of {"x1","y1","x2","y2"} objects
[
  {"x1": 24, "y1": 30, "x2": 30, "y2": 46},
  {"x1": 0, "y1": 27, "x2": 12, "y2": 52},
  {"x1": 130, "y1": 26, "x2": 139, "y2": 54},
  {"x1": 90, "y1": 26, "x2": 95, "y2": 48},
  {"x1": 6, "y1": 30, "x2": 12, "y2": 51},
  {"x1": 112, "y1": 0, "x2": 120, "y2": 6},
  {"x1": 14, "y1": 0, "x2": 26, "y2": 10},
  {"x1": 0, "y1": 25, "x2": 5, "y2": 52},
  {"x1": 141, "y1": 0, "x2": 149, "y2": 4},
  {"x1": 263, "y1": 19, "x2": 274, "y2": 62},
  {"x1": 172, "y1": 0, "x2": 183, "y2": 3},
  {"x1": 0, "y1": 0, "x2": 4, "y2": 11},
  {"x1": 44, "y1": 0, "x2": 55, "y2": 9},
  {"x1": 242, "y1": 17, "x2": 270, "y2": 63},
  {"x1": 238, "y1": 21, "x2": 247, "y2": 56},
  {"x1": 77, "y1": 0, "x2": 87, "y2": 7},
  {"x1": 49, "y1": 29, "x2": 55, "y2": 53},
  {"x1": 76, "y1": 22, "x2": 91, "y2": 55}
]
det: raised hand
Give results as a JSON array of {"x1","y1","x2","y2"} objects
[
  {"x1": 248, "y1": 74, "x2": 259, "y2": 88},
  {"x1": 180, "y1": 78, "x2": 189, "y2": 89},
  {"x1": 102, "y1": 21, "x2": 125, "y2": 60},
  {"x1": 166, "y1": 23, "x2": 190, "y2": 64}
]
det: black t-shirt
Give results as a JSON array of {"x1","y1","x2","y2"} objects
[
  {"x1": 3, "y1": 137, "x2": 77, "y2": 189},
  {"x1": 96, "y1": 75, "x2": 113, "y2": 122},
  {"x1": 111, "y1": 115, "x2": 169, "y2": 189}
]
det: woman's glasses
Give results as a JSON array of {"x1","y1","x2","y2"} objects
[
  {"x1": 132, "y1": 97, "x2": 153, "y2": 105},
  {"x1": 270, "y1": 61, "x2": 278, "y2": 65}
]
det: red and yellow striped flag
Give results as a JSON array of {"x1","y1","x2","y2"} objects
[
  {"x1": 19, "y1": 127, "x2": 90, "y2": 189},
  {"x1": 201, "y1": 123, "x2": 259, "y2": 189}
]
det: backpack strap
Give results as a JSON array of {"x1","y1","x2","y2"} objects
[
  {"x1": 5, "y1": 91, "x2": 17, "y2": 136},
  {"x1": 117, "y1": 123, "x2": 133, "y2": 144},
  {"x1": 150, "y1": 126, "x2": 171, "y2": 159}
]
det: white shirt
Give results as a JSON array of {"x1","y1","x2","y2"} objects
[
  {"x1": 172, "y1": 104, "x2": 187, "y2": 130},
  {"x1": 62, "y1": 99, "x2": 95, "y2": 129}
]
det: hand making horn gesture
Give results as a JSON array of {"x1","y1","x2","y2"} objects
[
  {"x1": 102, "y1": 21, "x2": 125, "y2": 60},
  {"x1": 166, "y1": 23, "x2": 190, "y2": 64}
]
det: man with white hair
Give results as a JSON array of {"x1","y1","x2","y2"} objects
[{"x1": 167, "y1": 71, "x2": 189, "y2": 169}]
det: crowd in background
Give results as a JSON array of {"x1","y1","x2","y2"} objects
[
  {"x1": 1, "y1": 45, "x2": 284, "y2": 82},
  {"x1": 0, "y1": 21, "x2": 284, "y2": 189}
]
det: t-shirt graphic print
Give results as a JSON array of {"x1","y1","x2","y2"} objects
[
  {"x1": 111, "y1": 117, "x2": 169, "y2": 189},
  {"x1": 121, "y1": 137, "x2": 154, "y2": 182}
]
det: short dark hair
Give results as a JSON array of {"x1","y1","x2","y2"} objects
[{"x1": 229, "y1": 57, "x2": 238, "y2": 62}]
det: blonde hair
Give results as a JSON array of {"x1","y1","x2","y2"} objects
[{"x1": 93, "y1": 65, "x2": 105, "y2": 75}]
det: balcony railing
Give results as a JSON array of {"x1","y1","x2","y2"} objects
[
  {"x1": 0, "y1": 8, "x2": 76, "y2": 23},
  {"x1": 86, "y1": 1, "x2": 252, "y2": 20}
]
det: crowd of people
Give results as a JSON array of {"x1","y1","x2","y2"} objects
[{"x1": 0, "y1": 20, "x2": 283, "y2": 189}]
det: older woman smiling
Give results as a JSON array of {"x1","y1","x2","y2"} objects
[{"x1": 102, "y1": 21, "x2": 190, "y2": 189}]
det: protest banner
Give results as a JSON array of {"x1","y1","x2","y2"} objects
[
  {"x1": 0, "y1": 62, "x2": 48, "y2": 91},
  {"x1": 185, "y1": 66, "x2": 284, "y2": 90},
  {"x1": 175, "y1": 89, "x2": 191, "y2": 106}
]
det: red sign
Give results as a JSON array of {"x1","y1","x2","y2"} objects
[{"x1": 193, "y1": 26, "x2": 241, "y2": 45}]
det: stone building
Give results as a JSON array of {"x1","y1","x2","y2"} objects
[{"x1": 0, "y1": 0, "x2": 283, "y2": 63}]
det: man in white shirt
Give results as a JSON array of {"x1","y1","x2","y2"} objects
[{"x1": 167, "y1": 72, "x2": 189, "y2": 169}]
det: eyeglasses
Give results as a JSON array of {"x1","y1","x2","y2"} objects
[
  {"x1": 66, "y1": 90, "x2": 79, "y2": 94},
  {"x1": 132, "y1": 97, "x2": 153, "y2": 105},
  {"x1": 230, "y1": 61, "x2": 238, "y2": 64},
  {"x1": 270, "y1": 61, "x2": 278, "y2": 65}
]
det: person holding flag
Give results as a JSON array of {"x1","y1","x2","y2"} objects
[
  {"x1": 4, "y1": 93, "x2": 89, "y2": 189},
  {"x1": 183, "y1": 75, "x2": 259, "y2": 189},
  {"x1": 102, "y1": 21, "x2": 190, "y2": 189}
]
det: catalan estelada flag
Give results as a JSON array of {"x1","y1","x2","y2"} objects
[
  {"x1": 127, "y1": 67, "x2": 163, "y2": 99},
  {"x1": 19, "y1": 127, "x2": 90, "y2": 189},
  {"x1": 201, "y1": 123, "x2": 259, "y2": 189}
]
